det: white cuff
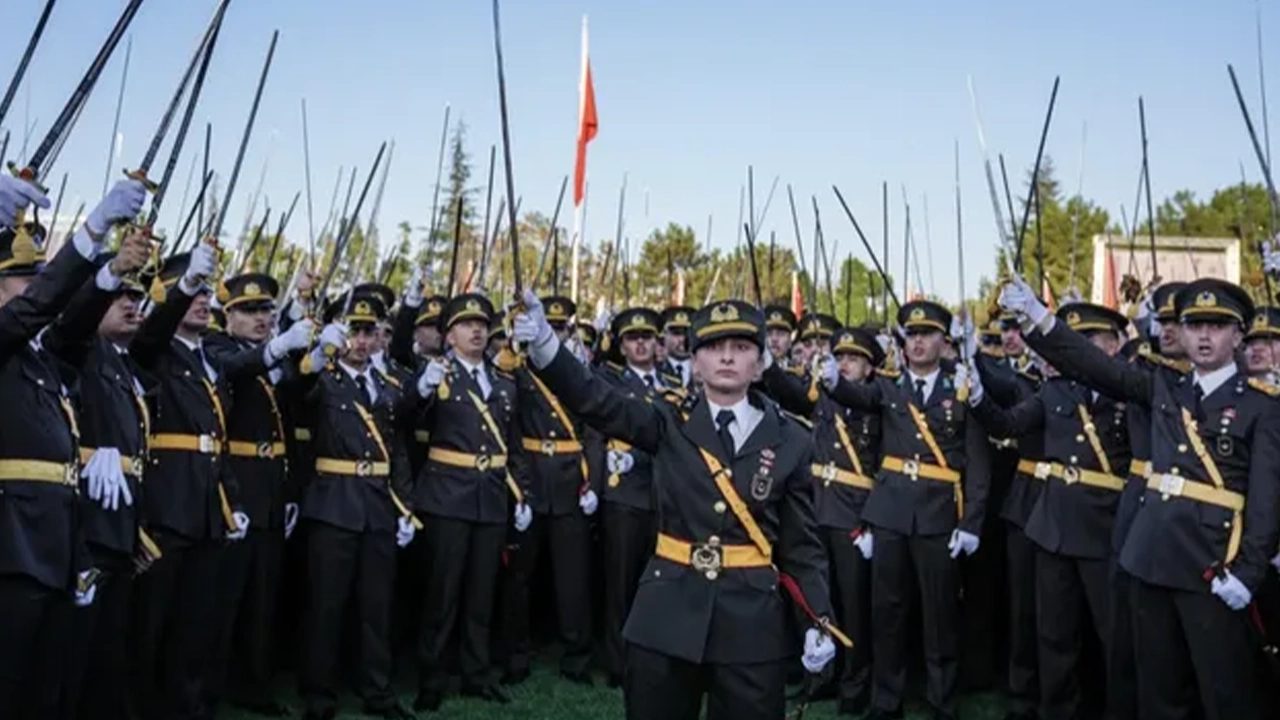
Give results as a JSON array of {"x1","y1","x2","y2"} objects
[
  {"x1": 528, "y1": 334, "x2": 561, "y2": 370},
  {"x1": 1035, "y1": 313, "x2": 1056, "y2": 336},
  {"x1": 178, "y1": 276, "x2": 202, "y2": 297},
  {"x1": 94, "y1": 264, "x2": 123, "y2": 292},
  {"x1": 287, "y1": 299, "x2": 309, "y2": 322},
  {"x1": 72, "y1": 227, "x2": 101, "y2": 262}
]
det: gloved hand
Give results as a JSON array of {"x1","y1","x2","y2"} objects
[
  {"x1": 960, "y1": 314, "x2": 977, "y2": 360},
  {"x1": 0, "y1": 175, "x2": 50, "y2": 229},
  {"x1": 1211, "y1": 570, "x2": 1253, "y2": 610},
  {"x1": 74, "y1": 570, "x2": 98, "y2": 608},
  {"x1": 319, "y1": 323, "x2": 348, "y2": 352},
  {"x1": 396, "y1": 516, "x2": 416, "y2": 547},
  {"x1": 999, "y1": 274, "x2": 1050, "y2": 327},
  {"x1": 180, "y1": 241, "x2": 219, "y2": 294},
  {"x1": 959, "y1": 360, "x2": 983, "y2": 406},
  {"x1": 820, "y1": 355, "x2": 839, "y2": 391},
  {"x1": 513, "y1": 502, "x2": 533, "y2": 533},
  {"x1": 853, "y1": 529, "x2": 874, "y2": 560},
  {"x1": 579, "y1": 489, "x2": 599, "y2": 516},
  {"x1": 801, "y1": 628, "x2": 837, "y2": 673},
  {"x1": 81, "y1": 447, "x2": 134, "y2": 511},
  {"x1": 417, "y1": 358, "x2": 448, "y2": 397},
  {"x1": 593, "y1": 305, "x2": 612, "y2": 333},
  {"x1": 948, "y1": 529, "x2": 980, "y2": 558},
  {"x1": 267, "y1": 318, "x2": 315, "y2": 362},
  {"x1": 512, "y1": 289, "x2": 557, "y2": 368},
  {"x1": 227, "y1": 511, "x2": 250, "y2": 541},
  {"x1": 606, "y1": 449, "x2": 635, "y2": 475},
  {"x1": 1271, "y1": 550, "x2": 1280, "y2": 574},
  {"x1": 284, "y1": 503, "x2": 299, "y2": 539},
  {"x1": 86, "y1": 179, "x2": 148, "y2": 236},
  {"x1": 402, "y1": 265, "x2": 425, "y2": 308},
  {"x1": 1264, "y1": 238, "x2": 1280, "y2": 277}
]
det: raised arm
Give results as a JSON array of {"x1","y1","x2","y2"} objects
[
  {"x1": 531, "y1": 344, "x2": 662, "y2": 454},
  {"x1": 761, "y1": 363, "x2": 817, "y2": 416},
  {"x1": 0, "y1": 230, "x2": 101, "y2": 359},
  {"x1": 1024, "y1": 319, "x2": 1153, "y2": 406},
  {"x1": 971, "y1": 392, "x2": 1046, "y2": 440}
]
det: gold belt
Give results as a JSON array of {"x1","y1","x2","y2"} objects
[
  {"x1": 0, "y1": 459, "x2": 78, "y2": 486},
  {"x1": 227, "y1": 441, "x2": 287, "y2": 459},
  {"x1": 811, "y1": 462, "x2": 874, "y2": 490},
  {"x1": 1145, "y1": 473, "x2": 1244, "y2": 511},
  {"x1": 428, "y1": 447, "x2": 508, "y2": 471},
  {"x1": 654, "y1": 532, "x2": 772, "y2": 580},
  {"x1": 150, "y1": 433, "x2": 221, "y2": 454},
  {"x1": 294, "y1": 428, "x2": 312, "y2": 442},
  {"x1": 314, "y1": 458, "x2": 391, "y2": 477},
  {"x1": 521, "y1": 437, "x2": 584, "y2": 456},
  {"x1": 78, "y1": 448, "x2": 145, "y2": 476},
  {"x1": 881, "y1": 455, "x2": 960, "y2": 483},
  {"x1": 1129, "y1": 459, "x2": 1151, "y2": 478},
  {"x1": 1017, "y1": 459, "x2": 1124, "y2": 492}
]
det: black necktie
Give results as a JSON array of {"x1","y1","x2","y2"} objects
[
  {"x1": 355, "y1": 375, "x2": 373, "y2": 406},
  {"x1": 1193, "y1": 382, "x2": 1206, "y2": 422},
  {"x1": 715, "y1": 409, "x2": 736, "y2": 457},
  {"x1": 913, "y1": 378, "x2": 927, "y2": 406},
  {"x1": 645, "y1": 374, "x2": 655, "y2": 389}
]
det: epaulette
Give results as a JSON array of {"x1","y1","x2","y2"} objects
[
  {"x1": 606, "y1": 360, "x2": 625, "y2": 374},
  {"x1": 1248, "y1": 377, "x2": 1280, "y2": 397},
  {"x1": 492, "y1": 368, "x2": 515, "y2": 381},
  {"x1": 661, "y1": 373, "x2": 683, "y2": 387},
  {"x1": 492, "y1": 350, "x2": 523, "y2": 372},
  {"x1": 1015, "y1": 368, "x2": 1041, "y2": 384},
  {"x1": 878, "y1": 368, "x2": 901, "y2": 379},
  {"x1": 377, "y1": 369, "x2": 402, "y2": 389},
  {"x1": 661, "y1": 387, "x2": 689, "y2": 405},
  {"x1": 785, "y1": 365, "x2": 807, "y2": 377},
  {"x1": 1136, "y1": 345, "x2": 1191, "y2": 374},
  {"x1": 676, "y1": 391, "x2": 698, "y2": 415},
  {"x1": 980, "y1": 346, "x2": 1006, "y2": 358},
  {"x1": 781, "y1": 409, "x2": 813, "y2": 430}
]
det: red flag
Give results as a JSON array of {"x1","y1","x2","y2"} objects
[
  {"x1": 573, "y1": 18, "x2": 598, "y2": 207},
  {"x1": 1042, "y1": 275, "x2": 1056, "y2": 312},
  {"x1": 1103, "y1": 247, "x2": 1118, "y2": 309},
  {"x1": 791, "y1": 271, "x2": 804, "y2": 317}
]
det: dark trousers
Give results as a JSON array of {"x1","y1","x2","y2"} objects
[
  {"x1": 602, "y1": 503, "x2": 655, "y2": 677},
  {"x1": 1131, "y1": 577, "x2": 1259, "y2": 720},
  {"x1": 623, "y1": 643, "x2": 785, "y2": 720},
  {"x1": 871, "y1": 529, "x2": 960, "y2": 716},
  {"x1": 299, "y1": 522, "x2": 397, "y2": 715},
  {"x1": 417, "y1": 515, "x2": 505, "y2": 692},
  {"x1": 823, "y1": 527, "x2": 871, "y2": 707},
  {"x1": 1036, "y1": 549, "x2": 1109, "y2": 720},
  {"x1": 501, "y1": 511, "x2": 594, "y2": 675},
  {"x1": 1108, "y1": 562, "x2": 1139, "y2": 720},
  {"x1": 1006, "y1": 524, "x2": 1039, "y2": 716},
  {"x1": 0, "y1": 574, "x2": 63, "y2": 720},
  {"x1": 42, "y1": 563, "x2": 134, "y2": 720},
  {"x1": 211, "y1": 528, "x2": 284, "y2": 706},
  {"x1": 130, "y1": 537, "x2": 223, "y2": 720}
]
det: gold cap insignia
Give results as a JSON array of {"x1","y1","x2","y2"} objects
[
  {"x1": 629, "y1": 314, "x2": 646, "y2": 326},
  {"x1": 909, "y1": 307, "x2": 925, "y2": 322},
  {"x1": 244, "y1": 282, "x2": 261, "y2": 297},
  {"x1": 710, "y1": 303, "x2": 739, "y2": 323},
  {"x1": 354, "y1": 300, "x2": 373, "y2": 316},
  {"x1": 770, "y1": 311, "x2": 782, "y2": 321},
  {"x1": 1067, "y1": 311, "x2": 1081, "y2": 327},
  {"x1": 427, "y1": 300, "x2": 442, "y2": 315},
  {"x1": 1195, "y1": 291, "x2": 1217, "y2": 308},
  {"x1": 1255, "y1": 313, "x2": 1269, "y2": 330},
  {"x1": 466, "y1": 299, "x2": 481, "y2": 312},
  {"x1": 550, "y1": 302, "x2": 564, "y2": 316},
  {"x1": 675, "y1": 311, "x2": 689, "y2": 324}
]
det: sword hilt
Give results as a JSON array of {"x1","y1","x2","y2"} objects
[
  {"x1": 7, "y1": 161, "x2": 46, "y2": 194},
  {"x1": 124, "y1": 168, "x2": 159, "y2": 193}
]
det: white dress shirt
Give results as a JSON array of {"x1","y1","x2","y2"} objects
[
  {"x1": 338, "y1": 360, "x2": 378, "y2": 403},
  {"x1": 707, "y1": 396, "x2": 764, "y2": 453},
  {"x1": 1193, "y1": 362, "x2": 1237, "y2": 399},
  {"x1": 907, "y1": 367, "x2": 941, "y2": 405},
  {"x1": 629, "y1": 365, "x2": 661, "y2": 390},
  {"x1": 175, "y1": 334, "x2": 218, "y2": 382},
  {"x1": 669, "y1": 357, "x2": 692, "y2": 387},
  {"x1": 456, "y1": 356, "x2": 492, "y2": 399}
]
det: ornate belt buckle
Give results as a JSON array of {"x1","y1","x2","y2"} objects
[
  {"x1": 821, "y1": 463, "x2": 838, "y2": 481},
  {"x1": 257, "y1": 442, "x2": 274, "y2": 459},
  {"x1": 1157, "y1": 473, "x2": 1184, "y2": 499},
  {"x1": 64, "y1": 464, "x2": 77, "y2": 485},
  {"x1": 541, "y1": 439, "x2": 556, "y2": 457},
  {"x1": 355, "y1": 460, "x2": 374, "y2": 477},
  {"x1": 475, "y1": 454, "x2": 493, "y2": 471},
  {"x1": 198, "y1": 435, "x2": 215, "y2": 454},
  {"x1": 901, "y1": 458, "x2": 920, "y2": 480},
  {"x1": 1062, "y1": 466, "x2": 1081, "y2": 485},
  {"x1": 690, "y1": 543, "x2": 723, "y2": 576},
  {"x1": 127, "y1": 457, "x2": 144, "y2": 476},
  {"x1": 1034, "y1": 462, "x2": 1051, "y2": 480}
]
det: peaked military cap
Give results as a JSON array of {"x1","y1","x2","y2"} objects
[
  {"x1": 832, "y1": 326, "x2": 886, "y2": 367},
  {"x1": 0, "y1": 222, "x2": 47, "y2": 277},
  {"x1": 542, "y1": 296, "x2": 576, "y2": 324},
  {"x1": 611, "y1": 307, "x2": 661, "y2": 338},
  {"x1": 1153, "y1": 281, "x2": 1188, "y2": 321},
  {"x1": 1246, "y1": 305, "x2": 1280, "y2": 341},
  {"x1": 797, "y1": 312, "x2": 840, "y2": 341},
  {"x1": 1174, "y1": 278, "x2": 1253, "y2": 326},
  {"x1": 661, "y1": 305, "x2": 695, "y2": 330},
  {"x1": 998, "y1": 310, "x2": 1021, "y2": 331},
  {"x1": 576, "y1": 321, "x2": 599, "y2": 349},
  {"x1": 324, "y1": 291, "x2": 387, "y2": 326},
  {"x1": 354, "y1": 283, "x2": 396, "y2": 314},
  {"x1": 223, "y1": 273, "x2": 279, "y2": 311},
  {"x1": 980, "y1": 319, "x2": 1002, "y2": 345},
  {"x1": 416, "y1": 294, "x2": 448, "y2": 327},
  {"x1": 691, "y1": 299, "x2": 764, "y2": 351},
  {"x1": 898, "y1": 300, "x2": 951, "y2": 334},
  {"x1": 1058, "y1": 302, "x2": 1129, "y2": 336},
  {"x1": 443, "y1": 292, "x2": 495, "y2": 331},
  {"x1": 763, "y1": 304, "x2": 797, "y2": 331}
]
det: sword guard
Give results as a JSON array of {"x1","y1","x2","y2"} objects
[
  {"x1": 124, "y1": 168, "x2": 159, "y2": 193},
  {"x1": 7, "y1": 162, "x2": 46, "y2": 194}
]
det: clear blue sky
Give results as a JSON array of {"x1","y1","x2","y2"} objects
[{"x1": 3, "y1": 0, "x2": 1275, "y2": 304}]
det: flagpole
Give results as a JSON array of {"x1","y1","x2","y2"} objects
[{"x1": 570, "y1": 14, "x2": 590, "y2": 305}]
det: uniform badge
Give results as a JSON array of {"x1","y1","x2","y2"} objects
[
  {"x1": 942, "y1": 399, "x2": 953, "y2": 410},
  {"x1": 1216, "y1": 436, "x2": 1234, "y2": 457},
  {"x1": 751, "y1": 470, "x2": 773, "y2": 501}
]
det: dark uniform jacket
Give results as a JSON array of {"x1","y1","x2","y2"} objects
[
  {"x1": 762, "y1": 364, "x2": 882, "y2": 533},
  {"x1": 595, "y1": 363, "x2": 670, "y2": 512},
  {"x1": 296, "y1": 359, "x2": 416, "y2": 534},
  {"x1": 0, "y1": 242, "x2": 102, "y2": 590},
  {"x1": 830, "y1": 367, "x2": 991, "y2": 537},
  {"x1": 42, "y1": 275, "x2": 153, "y2": 562},
  {"x1": 534, "y1": 345, "x2": 831, "y2": 665},
  {"x1": 130, "y1": 286, "x2": 241, "y2": 542},
  {"x1": 205, "y1": 334, "x2": 293, "y2": 530},
  {"x1": 1027, "y1": 321, "x2": 1280, "y2": 593},
  {"x1": 975, "y1": 351, "x2": 1044, "y2": 528},
  {"x1": 514, "y1": 364, "x2": 592, "y2": 516},
  {"x1": 413, "y1": 356, "x2": 531, "y2": 525},
  {"x1": 974, "y1": 377, "x2": 1130, "y2": 560}
]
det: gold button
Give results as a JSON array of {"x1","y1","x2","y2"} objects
[
  {"x1": 1177, "y1": 444, "x2": 1187, "y2": 453},
  {"x1": 705, "y1": 570, "x2": 719, "y2": 581},
  {"x1": 708, "y1": 535, "x2": 721, "y2": 547},
  {"x1": 1171, "y1": 468, "x2": 1180, "y2": 475},
  {"x1": 1075, "y1": 435, "x2": 1085, "y2": 443},
  {"x1": 714, "y1": 501, "x2": 727, "y2": 514}
]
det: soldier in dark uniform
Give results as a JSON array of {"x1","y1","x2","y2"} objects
[
  {"x1": 970, "y1": 303, "x2": 1133, "y2": 720},
  {"x1": 1243, "y1": 306, "x2": 1280, "y2": 380},
  {"x1": 822, "y1": 299, "x2": 991, "y2": 720},
  {"x1": 577, "y1": 321, "x2": 599, "y2": 365},
  {"x1": 128, "y1": 241, "x2": 251, "y2": 720},
  {"x1": 512, "y1": 294, "x2": 843, "y2": 720},
  {"x1": 205, "y1": 273, "x2": 313, "y2": 716},
  {"x1": 411, "y1": 293, "x2": 532, "y2": 712},
  {"x1": 763, "y1": 325, "x2": 885, "y2": 716},
  {"x1": 0, "y1": 176, "x2": 147, "y2": 720},
  {"x1": 763, "y1": 304, "x2": 797, "y2": 366},
  {"x1": 499, "y1": 294, "x2": 598, "y2": 685},
  {"x1": 595, "y1": 307, "x2": 668, "y2": 688},
  {"x1": 658, "y1": 305, "x2": 694, "y2": 388},
  {"x1": 295, "y1": 292, "x2": 419, "y2": 720},
  {"x1": 1002, "y1": 274, "x2": 1280, "y2": 720},
  {"x1": 794, "y1": 312, "x2": 840, "y2": 368}
]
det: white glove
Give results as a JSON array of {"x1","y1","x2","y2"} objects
[
  {"x1": 819, "y1": 355, "x2": 839, "y2": 391},
  {"x1": 948, "y1": 529, "x2": 980, "y2": 558},
  {"x1": 593, "y1": 306, "x2": 612, "y2": 333},
  {"x1": 606, "y1": 449, "x2": 635, "y2": 475},
  {"x1": 853, "y1": 529, "x2": 874, "y2": 560},
  {"x1": 1211, "y1": 570, "x2": 1253, "y2": 610},
  {"x1": 267, "y1": 318, "x2": 315, "y2": 362},
  {"x1": 180, "y1": 241, "x2": 219, "y2": 294},
  {"x1": 0, "y1": 175, "x2": 50, "y2": 228},
  {"x1": 319, "y1": 323, "x2": 348, "y2": 352},
  {"x1": 403, "y1": 265, "x2": 425, "y2": 308},
  {"x1": 417, "y1": 358, "x2": 448, "y2": 397},
  {"x1": 74, "y1": 570, "x2": 98, "y2": 608},
  {"x1": 960, "y1": 314, "x2": 977, "y2": 360},
  {"x1": 801, "y1": 628, "x2": 837, "y2": 673},
  {"x1": 396, "y1": 516, "x2": 416, "y2": 547},
  {"x1": 227, "y1": 511, "x2": 250, "y2": 541},
  {"x1": 513, "y1": 289, "x2": 558, "y2": 368},
  {"x1": 513, "y1": 502, "x2": 533, "y2": 532},
  {"x1": 86, "y1": 179, "x2": 148, "y2": 236},
  {"x1": 999, "y1": 274, "x2": 1049, "y2": 327},
  {"x1": 81, "y1": 447, "x2": 133, "y2": 511},
  {"x1": 959, "y1": 361, "x2": 983, "y2": 406},
  {"x1": 284, "y1": 503, "x2": 299, "y2": 539},
  {"x1": 1265, "y1": 239, "x2": 1280, "y2": 277},
  {"x1": 579, "y1": 489, "x2": 599, "y2": 516},
  {"x1": 1271, "y1": 551, "x2": 1280, "y2": 573}
]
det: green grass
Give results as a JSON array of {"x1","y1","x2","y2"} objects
[{"x1": 221, "y1": 664, "x2": 1006, "y2": 719}]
